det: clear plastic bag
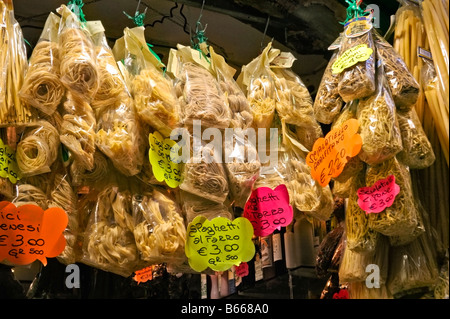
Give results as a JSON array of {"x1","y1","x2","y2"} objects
[
  {"x1": 315, "y1": 221, "x2": 344, "y2": 279},
  {"x1": 15, "y1": 120, "x2": 60, "y2": 177},
  {"x1": 56, "y1": 5, "x2": 99, "y2": 102},
  {"x1": 114, "y1": 27, "x2": 180, "y2": 136},
  {"x1": 0, "y1": 0, "x2": 37, "y2": 126},
  {"x1": 357, "y1": 62, "x2": 403, "y2": 166},
  {"x1": 366, "y1": 157, "x2": 423, "y2": 240},
  {"x1": 19, "y1": 12, "x2": 64, "y2": 116},
  {"x1": 271, "y1": 67, "x2": 323, "y2": 151},
  {"x1": 81, "y1": 186, "x2": 138, "y2": 277},
  {"x1": 337, "y1": 22, "x2": 376, "y2": 102},
  {"x1": 313, "y1": 51, "x2": 344, "y2": 124},
  {"x1": 60, "y1": 92, "x2": 96, "y2": 172},
  {"x1": 373, "y1": 30, "x2": 419, "y2": 111},
  {"x1": 180, "y1": 190, "x2": 233, "y2": 224},
  {"x1": 132, "y1": 189, "x2": 186, "y2": 266},
  {"x1": 396, "y1": 108, "x2": 435, "y2": 169}
]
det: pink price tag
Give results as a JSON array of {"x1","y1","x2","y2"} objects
[
  {"x1": 235, "y1": 262, "x2": 249, "y2": 278},
  {"x1": 243, "y1": 184, "x2": 293, "y2": 237},
  {"x1": 357, "y1": 175, "x2": 400, "y2": 214}
]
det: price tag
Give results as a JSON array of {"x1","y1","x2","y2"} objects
[
  {"x1": 331, "y1": 44, "x2": 373, "y2": 74},
  {"x1": 344, "y1": 17, "x2": 373, "y2": 38},
  {"x1": 0, "y1": 201, "x2": 68, "y2": 266},
  {"x1": 133, "y1": 266, "x2": 153, "y2": 284},
  {"x1": 243, "y1": 184, "x2": 293, "y2": 237},
  {"x1": 149, "y1": 131, "x2": 182, "y2": 188},
  {"x1": 306, "y1": 119, "x2": 362, "y2": 187},
  {"x1": 185, "y1": 216, "x2": 255, "y2": 273},
  {"x1": 235, "y1": 262, "x2": 249, "y2": 278},
  {"x1": 357, "y1": 175, "x2": 400, "y2": 214},
  {"x1": 0, "y1": 139, "x2": 21, "y2": 184}
]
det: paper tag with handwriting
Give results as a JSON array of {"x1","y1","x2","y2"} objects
[
  {"x1": 357, "y1": 175, "x2": 400, "y2": 214},
  {"x1": 0, "y1": 139, "x2": 21, "y2": 184}
]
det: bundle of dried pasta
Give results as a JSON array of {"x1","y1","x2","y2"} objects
[
  {"x1": 223, "y1": 133, "x2": 260, "y2": 208},
  {"x1": 81, "y1": 186, "x2": 138, "y2": 277},
  {"x1": 345, "y1": 168, "x2": 379, "y2": 254},
  {"x1": 60, "y1": 92, "x2": 96, "y2": 171},
  {"x1": 95, "y1": 95, "x2": 145, "y2": 176},
  {"x1": 337, "y1": 18, "x2": 376, "y2": 102},
  {"x1": 48, "y1": 171, "x2": 79, "y2": 265},
  {"x1": 179, "y1": 143, "x2": 229, "y2": 204},
  {"x1": 237, "y1": 43, "x2": 278, "y2": 131},
  {"x1": 20, "y1": 13, "x2": 64, "y2": 116},
  {"x1": 271, "y1": 67, "x2": 323, "y2": 151},
  {"x1": 347, "y1": 281, "x2": 392, "y2": 299},
  {"x1": 313, "y1": 51, "x2": 344, "y2": 124},
  {"x1": 174, "y1": 61, "x2": 230, "y2": 130},
  {"x1": 90, "y1": 28, "x2": 128, "y2": 115},
  {"x1": 210, "y1": 46, "x2": 253, "y2": 130},
  {"x1": 56, "y1": 5, "x2": 99, "y2": 102},
  {"x1": 113, "y1": 27, "x2": 180, "y2": 136},
  {"x1": 0, "y1": 0, "x2": 35, "y2": 126},
  {"x1": 180, "y1": 190, "x2": 233, "y2": 223},
  {"x1": 15, "y1": 120, "x2": 60, "y2": 177},
  {"x1": 285, "y1": 151, "x2": 334, "y2": 221},
  {"x1": 132, "y1": 189, "x2": 186, "y2": 265},
  {"x1": 339, "y1": 235, "x2": 389, "y2": 284},
  {"x1": 11, "y1": 183, "x2": 48, "y2": 209},
  {"x1": 356, "y1": 63, "x2": 403, "y2": 166},
  {"x1": 396, "y1": 108, "x2": 435, "y2": 169},
  {"x1": 70, "y1": 150, "x2": 109, "y2": 188},
  {"x1": 387, "y1": 232, "x2": 440, "y2": 298},
  {"x1": 366, "y1": 157, "x2": 422, "y2": 240}
]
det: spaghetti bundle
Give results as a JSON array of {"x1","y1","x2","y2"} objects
[
  {"x1": 70, "y1": 150, "x2": 109, "y2": 187},
  {"x1": 0, "y1": 0, "x2": 35, "y2": 126},
  {"x1": 16, "y1": 120, "x2": 60, "y2": 177},
  {"x1": 12, "y1": 183, "x2": 48, "y2": 209},
  {"x1": 180, "y1": 190, "x2": 233, "y2": 223}
]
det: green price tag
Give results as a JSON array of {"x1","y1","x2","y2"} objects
[
  {"x1": 185, "y1": 216, "x2": 255, "y2": 272},
  {"x1": 0, "y1": 139, "x2": 21, "y2": 184},
  {"x1": 148, "y1": 131, "x2": 182, "y2": 188}
]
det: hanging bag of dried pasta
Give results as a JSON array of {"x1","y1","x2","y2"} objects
[
  {"x1": 80, "y1": 185, "x2": 139, "y2": 277},
  {"x1": 210, "y1": 46, "x2": 253, "y2": 130},
  {"x1": 223, "y1": 132, "x2": 261, "y2": 209},
  {"x1": 285, "y1": 149, "x2": 334, "y2": 222},
  {"x1": 237, "y1": 42, "x2": 278, "y2": 132},
  {"x1": 313, "y1": 51, "x2": 344, "y2": 124},
  {"x1": 132, "y1": 188, "x2": 186, "y2": 267},
  {"x1": 270, "y1": 60, "x2": 323, "y2": 152},
  {"x1": 19, "y1": 12, "x2": 65, "y2": 116},
  {"x1": 396, "y1": 108, "x2": 435, "y2": 169},
  {"x1": 170, "y1": 44, "x2": 231, "y2": 130},
  {"x1": 113, "y1": 27, "x2": 180, "y2": 137},
  {"x1": 59, "y1": 92, "x2": 96, "y2": 172},
  {"x1": 373, "y1": 30, "x2": 419, "y2": 111},
  {"x1": 0, "y1": 0, "x2": 36, "y2": 126},
  {"x1": 366, "y1": 157, "x2": 422, "y2": 241},
  {"x1": 356, "y1": 59, "x2": 403, "y2": 165},
  {"x1": 180, "y1": 190, "x2": 233, "y2": 224},
  {"x1": 15, "y1": 120, "x2": 60, "y2": 177},
  {"x1": 335, "y1": 16, "x2": 376, "y2": 102},
  {"x1": 56, "y1": 5, "x2": 99, "y2": 103}
]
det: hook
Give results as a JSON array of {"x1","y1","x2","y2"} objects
[{"x1": 260, "y1": 15, "x2": 271, "y2": 52}]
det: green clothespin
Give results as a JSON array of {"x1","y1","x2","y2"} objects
[
  {"x1": 190, "y1": 0, "x2": 210, "y2": 63},
  {"x1": 123, "y1": 1, "x2": 164, "y2": 68},
  {"x1": 67, "y1": 0, "x2": 87, "y2": 23},
  {"x1": 341, "y1": 0, "x2": 369, "y2": 25}
]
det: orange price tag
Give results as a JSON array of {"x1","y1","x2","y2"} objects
[
  {"x1": 0, "y1": 201, "x2": 68, "y2": 266},
  {"x1": 133, "y1": 266, "x2": 153, "y2": 284},
  {"x1": 306, "y1": 119, "x2": 362, "y2": 187}
]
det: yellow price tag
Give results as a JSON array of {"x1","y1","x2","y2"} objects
[
  {"x1": 185, "y1": 216, "x2": 255, "y2": 272},
  {"x1": 0, "y1": 139, "x2": 21, "y2": 184},
  {"x1": 148, "y1": 132, "x2": 182, "y2": 188},
  {"x1": 331, "y1": 44, "x2": 373, "y2": 74}
]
